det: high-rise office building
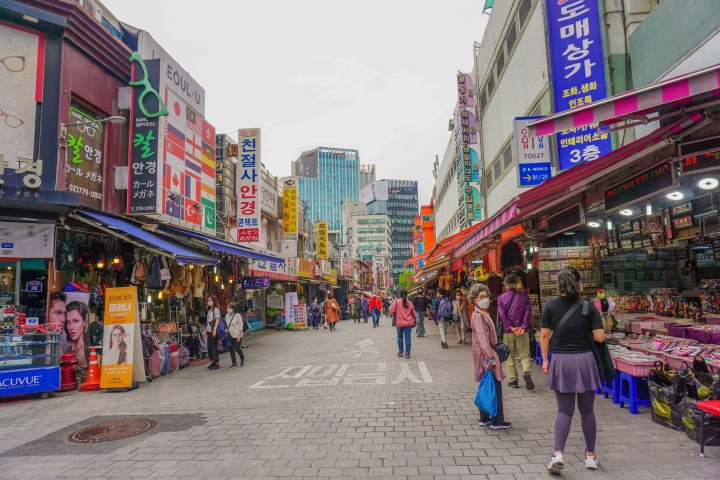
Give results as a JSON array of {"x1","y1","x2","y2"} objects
[
  {"x1": 359, "y1": 164, "x2": 376, "y2": 191},
  {"x1": 363, "y1": 179, "x2": 418, "y2": 283},
  {"x1": 293, "y1": 147, "x2": 360, "y2": 238}
]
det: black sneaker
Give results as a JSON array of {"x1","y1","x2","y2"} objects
[
  {"x1": 229, "y1": 364, "x2": 239, "y2": 369},
  {"x1": 208, "y1": 364, "x2": 220, "y2": 371},
  {"x1": 524, "y1": 372, "x2": 535, "y2": 391},
  {"x1": 490, "y1": 421, "x2": 512, "y2": 430},
  {"x1": 508, "y1": 381, "x2": 519, "y2": 388}
]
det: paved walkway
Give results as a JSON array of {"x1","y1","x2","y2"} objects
[{"x1": 0, "y1": 316, "x2": 718, "y2": 479}]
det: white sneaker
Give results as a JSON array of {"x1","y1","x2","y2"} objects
[
  {"x1": 547, "y1": 453, "x2": 565, "y2": 474},
  {"x1": 478, "y1": 420, "x2": 490, "y2": 427},
  {"x1": 585, "y1": 452, "x2": 598, "y2": 470}
]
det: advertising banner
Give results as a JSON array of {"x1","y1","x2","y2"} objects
[
  {"x1": 292, "y1": 304, "x2": 307, "y2": 329},
  {"x1": 460, "y1": 110, "x2": 477, "y2": 145},
  {"x1": 514, "y1": 117, "x2": 552, "y2": 187},
  {"x1": 299, "y1": 259, "x2": 314, "y2": 278},
  {"x1": 0, "y1": 367, "x2": 59, "y2": 397},
  {"x1": 100, "y1": 287, "x2": 140, "y2": 389},
  {"x1": 457, "y1": 72, "x2": 475, "y2": 107},
  {"x1": 282, "y1": 178, "x2": 298, "y2": 240},
  {"x1": 260, "y1": 169, "x2": 278, "y2": 217},
  {"x1": 0, "y1": 222, "x2": 54, "y2": 258},
  {"x1": 317, "y1": 221, "x2": 329, "y2": 260},
  {"x1": 127, "y1": 56, "x2": 163, "y2": 214},
  {"x1": 359, "y1": 180, "x2": 389, "y2": 203},
  {"x1": 284, "y1": 291, "x2": 298, "y2": 327},
  {"x1": 236, "y1": 129, "x2": 261, "y2": 242},
  {"x1": 546, "y1": 0, "x2": 612, "y2": 170},
  {"x1": 65, "y1": 105, "x2": 104, "y2": 207},
  {"x1": 250, "y1": 257, "x2": 296, "y2": 281}
]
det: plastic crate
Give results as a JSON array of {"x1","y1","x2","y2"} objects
[
  {"x1": 705, "y1": 315, "x2": 720, "y2": 326},
  {"x1": 663, "y1": 352, "x2": 694, "y2": 370},
  {"x1": 614, "y1": 358, "x2": 655, "y2": 377}
]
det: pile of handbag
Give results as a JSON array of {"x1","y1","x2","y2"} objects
[{"x1": 649, "y1": 357, "x2": 720, "y2": 445}]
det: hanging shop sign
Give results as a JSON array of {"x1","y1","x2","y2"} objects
[
  {"x1": 546, "y1": 0, "x2": 612, "y2": 171},
  {"x1": 463, "y1": 146, "x2": 481, "y2": 182},
  {"x1": 317, "y1": 221, "x2": 329, "y2": 260},
  {"x1": 325, "y1": 269, "x2": 337, "y2": 285},
  {"x1": 285, "y1": 257, "x2": 299, "y2": 278},
  {"x1": 241, "y1": 277, "x2": 269, "y2": 289},
  {"x1": 236, "y1": 128, "x2": 261, "y2": 242},
  {"x1": 0, "y1": 222, "x2": 54, "y2": 258},
  {"x1": 260, "y1": 170, "x2": 278, "y2": 218},
  {"x1": 282, "y1": 178, "x2": 298, "y2": 240},
  {"x1": 127, "y1": 55, "x2": 164, "y2": 215},
  {"x1": 100, "y1": 287, "x2": 139, "y2": 390},
  {"x1": 464, "y1": 185, "x2": 482, "y2": 222},
  {"x1": 341, "y1": 258, "x2": 353, "y2": 277},
  {"x1": 547, "y1": 203, "x2": 584, "y2": 236},
  {"x1": 460, "y1": 110, "x2": 477, "y2": 145},
  {"x1": 680, "y1": 150, "x2": 720, "y2": 175},
  {"x1": 66, "y1": 104, "x2": 104, "y2": 208},
  {"x1": 514, "y1": 117, "x2": 552, "y2": 187},
  {"x1": 456, "y1": 72, "x2": 475, "y2": 108},
  {"x1": 250, "y1": 257, "x2": 297, "y2": 281},
  {"x1": 604, "y1": 162, "x2": 674, "y2": 212},
  {"x1": 299, "y1": 259, "x2": 314, "y2": 279},
  {"x1": 0, "y1": 22, "x2": 45, "y2": 190}
]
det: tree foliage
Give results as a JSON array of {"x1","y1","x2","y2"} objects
[{"x1": 397, "y1": 269, "x2": 414, "y2": 289}]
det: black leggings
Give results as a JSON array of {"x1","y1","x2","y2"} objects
[
  {"x1": 229, "y1": 338, "x2": 244, "y2": 364},
  {"x1": 207, "y1": 333, "x2": 219, "y2": 364}
]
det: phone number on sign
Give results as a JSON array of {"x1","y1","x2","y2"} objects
[{"x1": 68, "y1": 185, "x2": 102, "y2": 200}]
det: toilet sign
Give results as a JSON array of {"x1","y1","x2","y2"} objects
[
  {"x1": 514, "y1": 117, "x2": 552, "y2": 187},
  {"x1": 26, "y1": 281, "x2": 42, "y2": 293}
]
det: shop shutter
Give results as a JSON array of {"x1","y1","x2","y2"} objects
[
  {"x1": 519, "y1": 0, "x2": 532, "y2": 26},
  {"x1": 505, "y1": 22, "x2": 517, "y2": 54},
  {"x1": 503, "y1": 143, "x2": 513, "y2": 169},
  {"x1": 496, "y1": 50, "x2": 505, "y2": 77}
]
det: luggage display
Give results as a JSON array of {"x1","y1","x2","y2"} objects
[
  {"x1": 168, "y1": 342, "x2": 180, "y2": 372},
  {"x1": 179, "y1": 344, "x2": 190, "y2": 368}
]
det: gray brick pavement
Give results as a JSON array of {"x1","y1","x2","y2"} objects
[{"x1": 0, "y1": 315, "x2": 718, "y2": 479}]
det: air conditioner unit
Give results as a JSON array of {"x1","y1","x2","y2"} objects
[{"x1": 83, "y1": 0, "x2": 103, "y2": 22}]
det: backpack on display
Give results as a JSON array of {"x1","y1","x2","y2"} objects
[
  {"x1": 58, "y1": 241, "x2": 78, "y2": 272},
  {"x1": 437, "y1": 297, "x2": 453, "y2": 319},
  {"x1": 145, "y1": 256, "x2": 163, "y2": 289}
]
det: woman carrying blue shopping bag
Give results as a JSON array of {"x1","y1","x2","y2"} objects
[{"x1": 469, "y1": 284, "x2": 511, "y2": 430}]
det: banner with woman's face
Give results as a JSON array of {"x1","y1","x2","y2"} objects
[{"x1": 55, "y1": 292, "x2": 90, "y2": 367}]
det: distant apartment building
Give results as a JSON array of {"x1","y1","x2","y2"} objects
[{"x1": 359, "y1": 164, "x2": 376, "y2": 191}]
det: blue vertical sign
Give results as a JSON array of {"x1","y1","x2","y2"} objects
[{"x1": 546, "y1": 0, "x2": 613, "y2": 171}]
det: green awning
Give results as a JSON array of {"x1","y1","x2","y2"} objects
[{"x1": 483, "y1": 0, "x2": 494, "y2": 12}]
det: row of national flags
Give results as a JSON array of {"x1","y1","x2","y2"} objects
[{"x1": 162, "y1": 87, "x2": 216, "y2": 231}]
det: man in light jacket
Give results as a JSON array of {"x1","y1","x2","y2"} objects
[{"x1": 497, "y1": 274, "x2": 534, "y2": 390}]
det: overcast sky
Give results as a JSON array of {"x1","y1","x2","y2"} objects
[{"x1": 103, "y1": 0, "x2": 488, "y2": 206}]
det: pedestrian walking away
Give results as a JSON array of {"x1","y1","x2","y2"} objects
[
  {"x1": 498, "y1": 274, "x2": 534, "y2": 390},
  {"x1": 204, "y1": 295, "x2": 221, "y2": 371},
  {"x1": 429, "y1": 288, "x2": 439, "y2": 325},
  {"x1": 391, "y1": 289, "x2": 416, "y2": 358},
  {"x1": 225, "y1": 302, "x2": 245, "y2": 368},
  {"x1": 540, "y1": 268, "x2": 605, "y2": 474},
  {"x1": 361, "y1": 295, "x2": 370, "y2": 323},
  {"x1": 324, "y1": 291, "x2": 341, "y2": 331},
  {"x1": 469, "y1": 284, "x2": 511, "y2": 430},
  {"x1": 453, "y1": 289, "x2": 469, "y2": 344},
  {"x1": 435, "y1": 288, "x2": 453, "y2": 349},
  {"x1": 412, "y1": 289, "x2": 429, "y2": 337},
  {"x1": 309, "y1": 297, "x2": 321, "y2": 330},
  {"x1": 370, "y1": 294, "x2": 382, "y2": 327}
]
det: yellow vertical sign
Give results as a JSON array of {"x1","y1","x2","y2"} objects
[
  {"x1": 99, "y1": 286, "x2": 138, "y2": 389},
  {"x1": 317, "y1": 221, "x2": 328, "y2": 260},
  {"x1": 282, "y1": 183, "x2": 297, "y2": 239}
]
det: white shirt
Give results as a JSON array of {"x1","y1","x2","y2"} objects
[
  {"x1": 226, "y1": 312, "x2": 243, "y2": 338},
  {"x1": 206, "y1": 307, "x2": 221, "y2": 332}
]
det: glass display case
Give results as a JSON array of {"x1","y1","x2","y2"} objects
[{"x1": 0, "y1": 333, "x2": 61, "y2": 398}]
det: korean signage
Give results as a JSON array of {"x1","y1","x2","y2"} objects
[
  {"x1": 282, "y1": 178, "x2": 298, "y2": 240},
  {"x1": 317, "y1": 221, "x2": 329, "y2": 260},
  {"x1": 359, "y1": 180, "x2": 389, "y2": 203},
  {"x1": 127, "y1": 56, "x2": 163, "y2": 214},
  {"x1": 0, "y1": 222, "x2": 54, "y2": 258},
  {"x1": 260, "y1": 170, "x2": 278, "y2": 217},
  {"x1": 460, "y1": 110, "x2": 477, "y2": 145},
  {"x1": 341, "y1": 258, "x2": 353, "y2": 277},
  {"x1": 0, "y1": 21, "x2": 45, "y2": 191},
  {"x1": 514, "y1": 117, "x2": 552, "y2": 187},
  {"x1": 680, "y1": 150, "x2": 720, "y2": 174},
  {"x1": 236, "y1": 129, "x2": 261, "y2": 242},
  {"x1": 285, "y1": 257, "x2": 299, "y2": 278},
  {"x1": 242, "y1": 277, "x2": 269, "y2": 289},
  {"x1": 604, "y1": 162, "x2": 674, "y2": 212},
  {"x1": 299, "y1": 259, "x2": 314, "y2": 278},
  {"x1": 66, "y1": 104, "x2": 104, "y2": 207},
  {"x1": 456, "y1": 72, "x2": 475, "y2": 107},
  {"x1": 250, "y1": 257, "x2": 297, "y2": 281},
  {"x1": 291, "y1": 304, "x2": 307, "y2": 329},
  {"x1": 546, "y1": 0, "x2": 612, "y2": 171},
  {"x1": 100, "y1": 287, "x2": 138, "y2": 390}
]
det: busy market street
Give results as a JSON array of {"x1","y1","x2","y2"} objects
[{"x1": 0, "y1": 318, "x2": 718, "y2": 480}]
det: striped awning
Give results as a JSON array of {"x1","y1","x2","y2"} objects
[
  {"x1": 527, "y1": 63, "x2": 720, "y2": 137},
  {"x1": 453, "y1": 201, "x2": 518, "y2": 257}
]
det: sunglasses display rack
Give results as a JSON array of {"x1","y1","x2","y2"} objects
[{"x1": 1, "y1": 305, "x2": 15, "y2": 334}]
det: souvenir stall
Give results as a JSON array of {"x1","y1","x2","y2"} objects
[{"x1": 247, "y1": 256, "x2": 298, "y2": 330}]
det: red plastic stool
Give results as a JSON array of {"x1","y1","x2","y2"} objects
[{"x1": 698, "y1": 400, "x2": 720, "y2": 458}]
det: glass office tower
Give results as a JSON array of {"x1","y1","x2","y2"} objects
[{"x1": 295, "y1": 147, "x2": 360, "y2": 238}]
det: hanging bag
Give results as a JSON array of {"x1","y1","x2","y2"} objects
[
  {"x1": 474, "y1": 370, "x2": 498, "y2": 418},
  {"x1": 145, "y1": 256, "x2": 163, "y2": 289}
]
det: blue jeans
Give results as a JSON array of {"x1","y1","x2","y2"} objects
[
  {"x1": 372, "y1": 308, "x2": 380, "y2": 326},
  {"x1": 397, "y1": 326, "x2": 412, "y2": 354}
]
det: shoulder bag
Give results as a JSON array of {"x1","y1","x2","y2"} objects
[{"x1": 583, "y1": 300, "x2": 616, "y2": 383}]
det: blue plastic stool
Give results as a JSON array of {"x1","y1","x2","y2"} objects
[
  {"x1": 602, "y1": 371, "x2": 621, "y2": 404},
  {"x1": 535, "y1": 343, "x2": 552, "y2": 366},
  {"x1": 618, "y1": 372, "x2": 651, "y2": 414}
]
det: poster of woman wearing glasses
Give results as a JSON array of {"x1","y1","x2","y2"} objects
[{"x1": 0, "y1": 20, "x2": 45, "y2": 174}]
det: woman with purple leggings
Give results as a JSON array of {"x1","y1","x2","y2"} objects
[{"x1": 540, "y1": 267, "x2": 605, "y2": 474}]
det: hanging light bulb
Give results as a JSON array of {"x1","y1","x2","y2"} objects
[
  {"x1": 147, "y1": 294, "x2": 152, "y2": 303},
  {"x1": 158, "y1": 291, "x2": 163, "y2": 300},
  {"x1": 97, "y1": 259, "x2": 105, "y2": 269},
  {"x1": 229, "y1": 278, "x2": 233, "y2": 284},
  {"x1": 215, "y1": 274, "x2": 219, "y2": 282},
  {"x1": 189, "y1": 265, "x2": 194, "y2": 270},
  {"x1": 221, "y1": 283, "x2": 225, "y2": 290},
  {"x1": 112, "y1": 255, "x2": 120, "y2": 264}
]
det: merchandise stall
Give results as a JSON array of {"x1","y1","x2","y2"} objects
[{"x1": 248, "y1": 255, "x2": 298, "y2": 329}]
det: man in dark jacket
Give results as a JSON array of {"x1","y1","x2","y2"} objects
[{"x1": 497, "y1": 274, "x2": 534, "y2": 390}]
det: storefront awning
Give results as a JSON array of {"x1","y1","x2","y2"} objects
[
  {"x1": 453, "y1": 201, "x2": 519, "y2": 258},
  {"x1": 150, "y1": 224, "x2": 285, "y2": 265},
  {"x1": 71, "y1": 211, "x2": 218, "y2": 265},
  {"x1": 527, "y1": 63, "x2": 720, "y2": 136},
  {"x1": 404, "y1": 251, "x2": 430, "y2": 267}
]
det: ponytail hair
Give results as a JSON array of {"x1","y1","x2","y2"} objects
[
  {"x1": 399, "y1": 289, "x2": 408, "y2": 308},
  {"x1": 557, "y1": 267, "x2": 582, "y2": 298}
]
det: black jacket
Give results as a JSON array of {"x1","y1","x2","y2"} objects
[{"x1": 500, "y1": 240, "x2": 524, "y2": 269}]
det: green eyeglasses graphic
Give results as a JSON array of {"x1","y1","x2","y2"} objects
[{"x1": 129, "y1": 52, "x2": 168, "y2": 118}]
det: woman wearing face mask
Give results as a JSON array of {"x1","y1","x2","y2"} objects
[
  {"x1": 469, "y1": 284, "x2": 511, "y2": 430},
  {"x1": 225, "y1": 302, "x2": 245, "y2": 368},
  {"x1": 204, "y1": 295, "x2": 221, "y2": 371},
  {"x1": 453, "y1": 290, "x2": 469, "y2": 345}
]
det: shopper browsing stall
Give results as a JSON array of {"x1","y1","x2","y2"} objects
[{"x1": 204, "y1": 295, "x2": 222, "y2": 371}]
